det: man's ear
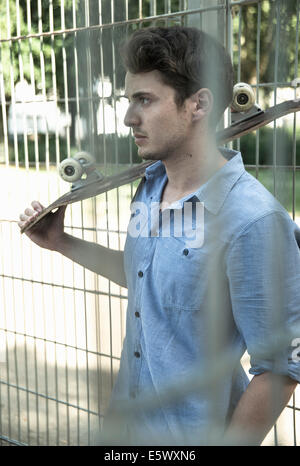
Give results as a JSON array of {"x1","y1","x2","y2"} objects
[{"x1": 191, "y1": 88, "x2": 214, "y2": 122}]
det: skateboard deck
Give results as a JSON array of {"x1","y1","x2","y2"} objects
[{"x1": 21, "y1": 98, "x2": 300, "y2": 234}]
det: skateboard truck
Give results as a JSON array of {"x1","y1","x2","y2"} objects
[
  {"x1": 59, "y1": 151, "x2": 105, "y2": 191},
  {"x1": 230, "y1": 82, "x2": 262, "y2": 124}
]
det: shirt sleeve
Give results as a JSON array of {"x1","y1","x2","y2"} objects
[{"x1": 226, "y1": 211, "x2": 300, "y2": 383}]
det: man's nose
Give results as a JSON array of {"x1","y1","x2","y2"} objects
[{"x1": 124, "y1": 105, "x2": 141, "y2": 128}]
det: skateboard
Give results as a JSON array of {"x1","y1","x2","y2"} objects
[{"x1": 21, "y1": 83, "x2": 300, "y2": 234}]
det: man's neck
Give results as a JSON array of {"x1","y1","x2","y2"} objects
[{"x1": 161, "y1": 136, "x2": 227, "y2": 206}]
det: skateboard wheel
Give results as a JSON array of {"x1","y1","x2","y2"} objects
[
  {"x1": 73, "y1": 151, "x2": 95, "y2": 168},
  {"x1": 59, "y1": 158, "x2": 83, "y2": 182},
  {"x1": 232, "y1": 82, "x2": 255, "y2": 112}
]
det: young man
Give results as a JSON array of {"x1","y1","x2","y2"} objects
[{"x1": 19, "y1": 26, "x2": 300, "y2": 446}]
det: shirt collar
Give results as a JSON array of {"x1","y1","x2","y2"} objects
[
  {"x1": 194, "y1": 148, "x2": 245, "y2": 214},
  {"x1": 144, "y1": 148, "x2": 245, "y2": 215},
  {"x1": 144, "y1": 160, "x2": 166, "y2": 180}
]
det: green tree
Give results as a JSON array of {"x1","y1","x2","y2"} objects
[
  {"x1": 0, "y1": 1, "x2": 78, "y2": 99},
  {"x1": 232, "y1": 0, "x2": 299, "y2": 91}
]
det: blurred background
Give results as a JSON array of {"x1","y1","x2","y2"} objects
[{"x1": 0, "y1": 0, "x2": 299, "y2": 446}]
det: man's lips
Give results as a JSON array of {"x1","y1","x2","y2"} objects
[{"x1": 133, "y1": 133, "x2": 148, "y2": 145}]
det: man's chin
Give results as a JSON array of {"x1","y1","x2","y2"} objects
[{"x1": 138, "y1": 149, "x2": 160, "y2": 161}]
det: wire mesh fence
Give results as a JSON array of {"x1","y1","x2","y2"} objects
[{"x1": 0, "y1": 0, "x2": 299, "y2": 446}]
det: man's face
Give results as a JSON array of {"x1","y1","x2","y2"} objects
[{"x1": 124, "y1": 70, "x2": 193, "y2": 161}]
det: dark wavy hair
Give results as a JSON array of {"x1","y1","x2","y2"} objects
[{"x1": 120, "y1": 26, "x2": 233, "y2": 128}]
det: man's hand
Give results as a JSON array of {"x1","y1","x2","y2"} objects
[
  {"x1": 18, "y1": 200, "x2": 127, "y2": 287},
  {"x1": 18, "y1": 200, "x2": 67, "y2": 251}
]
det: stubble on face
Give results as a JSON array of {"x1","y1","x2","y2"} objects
[{"x1": 138, "y1": 105, "x2": 192, "y2": 162}]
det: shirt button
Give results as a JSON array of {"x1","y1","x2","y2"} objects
[
  {"x1": 134, "y1": 351, "x2": 141, "y2": 358},
  {"x1": 183, "y1": 248, "x2": 189, "y2": 256},
  {"x1": 138, "y1": 270, "x2": 143, "y2": 277},
  {"x1": 135, "y1": 311, "x2": 140, "y2": 318}
]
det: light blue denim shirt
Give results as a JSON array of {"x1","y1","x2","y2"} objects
[{"x1": 108, "y1": 148, "x2": 300, "y2": 445}]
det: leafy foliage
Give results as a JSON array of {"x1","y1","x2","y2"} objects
[{"x1": 232, "y1": 0, "x2": 299, "y2": 89}]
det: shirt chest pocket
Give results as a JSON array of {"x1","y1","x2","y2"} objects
[{"x1": 153, "y1": 236, "x2": 210, "y2": 311}]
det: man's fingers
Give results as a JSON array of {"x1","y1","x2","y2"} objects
[
  {"x1": 19, "y1": 211, "x2": 39, "y2": 226},
  {"x1": 18, "y1": 218, "x2": 32, "y2": 228},
  {"x1": 31, "y1": 200, "x2": 44, "y2": 212},
  {"x1": 25, "y1": 208, "x2": 35, "y2": 217},
  {"x1": 21, "y1": 202, "x2": 44, "y2": 219},
  {"x1": 18, "y1": 201, "x2": 44, "y2": 231}
]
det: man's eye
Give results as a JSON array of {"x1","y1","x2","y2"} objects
[{"x1": 140, "y1": 97, "x2": 150, "y2": 105}]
